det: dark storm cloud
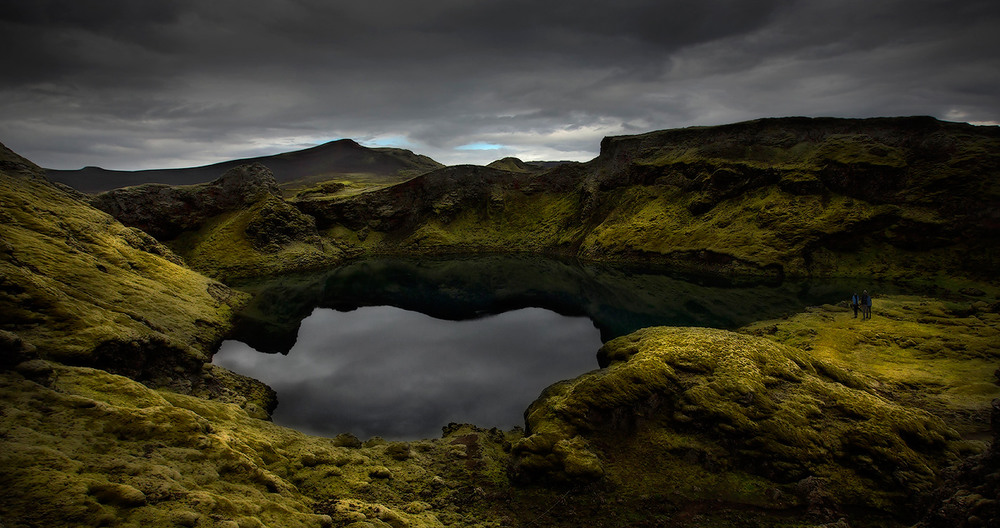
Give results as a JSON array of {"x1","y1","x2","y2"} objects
[{"x1": 1, "y1": 0, "x2": 997, "y2": 170}]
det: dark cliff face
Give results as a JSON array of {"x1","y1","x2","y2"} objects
[
  {"x1": 295, "y1": 164, "x2": 582, "y2": 232},
  {"x1": 590, "y1": 116, "x2": 998, "y2": 200},
  {"x1": 55, "y1": 116, "x2": 1000, "y2": 281},
  {"x1": 90, "y1": 163, "x2": 282, "y2": 239}
]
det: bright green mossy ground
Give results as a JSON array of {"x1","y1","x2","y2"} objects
[
  {"x1": 0, "y1": 148, "x2": 246, "y2": 371},
  {"x1": 511, "y1": 323, "x2": 978, "y2": 518},
  {"x1": 742, "y1": 296, "x2": 1000, "y2": 437}
]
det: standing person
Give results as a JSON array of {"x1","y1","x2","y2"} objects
[
  {"x1": 861, "y1": 290, "x2": 872, "y2": 320},
  {"x1": 851, "y1": 292, "x2": 860, "y2": 318}
]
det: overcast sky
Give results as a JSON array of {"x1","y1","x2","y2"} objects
[{"x1": 1, "y1": 0, "x2": 998, "y2": 170}]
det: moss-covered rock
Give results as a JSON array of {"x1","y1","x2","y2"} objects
[
  {"x1": 90, "y1": 163, "x2": 282, "y2": 240},
  {"x1": 87, "y1": 163, "x2": 347, "y2": 281},
  {"x1": 0, "y1": 141, "x2": 247, "y2": 377},
  {"x1": 512, "y1": 326, "x2": 962, "y2": 517},
  {"x1": 915, "y1": 399, "x2": 1000, "y2": 527},
  {"x1": 167, "y1": 194, "x2": 346, "y2": 281},
  {"x1": 0, "y1": 365, "x2": 523, "y2": 528}
]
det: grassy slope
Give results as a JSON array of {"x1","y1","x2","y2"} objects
[
  {"x1": 0, "y1": 143, "x2": 247, "y2": 370},
  {"x1": 742, "y1": 296, "x2": 1000, "y2": 437}
]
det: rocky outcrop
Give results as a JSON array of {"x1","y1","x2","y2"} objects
[
  {"x1": 244, "y1": 196, "x2": 323, "y2": 252},
  {"x1": 90, "y1": 163, "x2": 281, "y2": 239},
  {"x1": 296, "y1": 164, "x2": 580, "y2": 232},
  {"x1": 88, "y1": 162, "x2": 339, "y2": 280},
  {"x1": 511, "y1": 326, "x2": 961, "y2": 520},
  {"x1": 916, "y1": 398, "x2": 1000, "y2": 527},
  {"x1": 577, "y1": 117, "x2": 1000, "y2": 278}
]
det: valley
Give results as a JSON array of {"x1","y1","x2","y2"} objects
[{"x1": 2, "y1": 116, "x2": 999, "y2": 527}]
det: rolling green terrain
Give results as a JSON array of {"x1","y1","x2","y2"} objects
[{"x1": 2, "y1": 117, "x2": 1000, "y2": 527}]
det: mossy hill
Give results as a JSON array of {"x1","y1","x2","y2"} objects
[
  {"x1": 46, "y1": 138, "x2": 443, "y2": 194},
  {"x1": 0, "y1": 142, "x2": 248, "y2": 384},
  {"x1": 3, "y1": 296, "x2": 998, "y2": 527},
  {"x1": 3, "y1": 117, "x2": 1000, "y2": 527},
  {"x1": 83, "y1": 116, "x2": 1000, "y2": 283},
  {"x1": 485, "y1": 157, "x2": 572, "y2": 173},
  {"x1": 89, "y1": 163, "x2": 348, "y2": 280},
  {"x1": 293, "y1": 116, "x2": 1000, "y2": 285}
]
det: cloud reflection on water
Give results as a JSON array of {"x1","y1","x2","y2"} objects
[{"x1": 214, "y1": 305, "x2": 602, "y2": 440}]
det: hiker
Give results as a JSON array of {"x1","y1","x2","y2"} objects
[
  {"x1": 861, "y1": 290, "x2": 872, "y2": 319},
  {"x1": 851, "y1": 292, "x2": 859, "y2": 318}
]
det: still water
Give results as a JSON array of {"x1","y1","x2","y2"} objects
[
  {"x1": 214, "y1": 255, "x2": 871, "y2": 440},
  {"x1": 215, "y1": 306, "x2": 599, "y2": 439}
]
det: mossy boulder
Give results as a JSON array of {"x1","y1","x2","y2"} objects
[
  {"x1": 511, "y1": 326, "x2": 962, "y2": 516},
  {"x1": 88, "y1": 162, "x2": 346, "y2": 280},
  {"x1": 244, "y1": 196, "x2": 323, "y2": 252}
]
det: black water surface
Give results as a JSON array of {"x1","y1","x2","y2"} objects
[
  {"x1": 215, "y1": 306, "x2": 600, "y2": 439},
  {"x1": 215, "y1": 255, "x2": 885, "y2": 440}
]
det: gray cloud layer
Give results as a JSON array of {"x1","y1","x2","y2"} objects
[{"x1": 1, "y1": 0, "x2": 998, "y2": 169}]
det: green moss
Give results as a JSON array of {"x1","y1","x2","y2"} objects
[
  {"x1": 301, "y1": 117, "x2": 1000, "y2": 283},
  {"x1": 808, "y1": 135, "x2": 908, "y2": 168},
  {"x1": 512, "y1": 326, "x2": 961, "y2": 515},
  {"x1": 4, "y1": 122, "x2": 999, "y2": 527},
  {"x1": 355, "y1": 191, "x2": 586, "y2": 256},
  {"x1": 0, "y1": 168, "x2": 247, "y2": 368},
  {"x1": 169, "y1": 196, "x2": 345, "y2": 281},
  {"x1": 741, "y1": 295, "x2": 1000, "y2": 436},
  {"x1": 1, "y1": 365, "x2": 528, "y2": 527}
]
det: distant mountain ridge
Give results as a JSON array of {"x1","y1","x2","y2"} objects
[{"x1": 45, "y1": 139, "x2": 444, "y2": 193}]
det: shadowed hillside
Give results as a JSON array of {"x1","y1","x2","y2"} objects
[
  {"x1": 297, "y1": 116, "x2": 1000, "y2": 282},
  {"x1": 46, "y1": 139, "x2": 443, "y2": 193}
]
